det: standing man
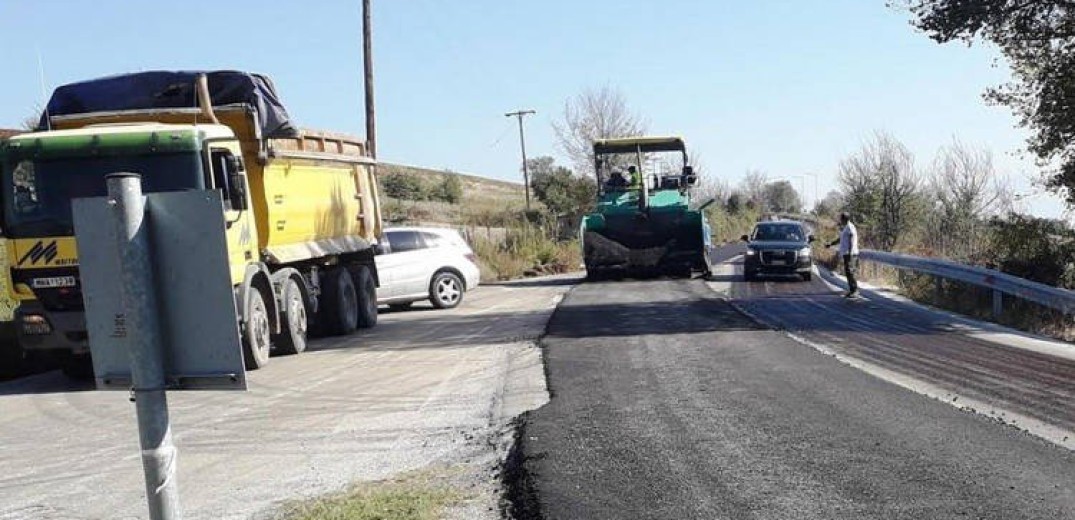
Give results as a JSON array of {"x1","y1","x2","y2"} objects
[{"x1": 827, "y1": 212, "x2": 859, "y2": 297}]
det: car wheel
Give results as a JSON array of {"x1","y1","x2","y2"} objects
[
  {"x1": 274, "y1": 277, "x2": 308, "y2": 356},
  {"x1": 429, "y1": 271, "x2": 464, "y2": 309},
  {"x1": 242, "y1": 287, "x2": 272, "y2": 370}
]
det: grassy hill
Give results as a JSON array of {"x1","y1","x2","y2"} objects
[{"x1": 378, "y1": 163, "x2": 528, "y2": 226}]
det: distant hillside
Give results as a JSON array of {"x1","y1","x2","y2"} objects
[{"x1": 378, "y1": 162, "x2": 529, "y2": 226}]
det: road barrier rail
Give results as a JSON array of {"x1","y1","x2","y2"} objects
[{"x1": 858, "y1": 249, "x2": 1075, "y2": 318}]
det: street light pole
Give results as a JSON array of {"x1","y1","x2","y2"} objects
[{"x1": 505, "y1": 109, "x2": 536, "y2": 211}]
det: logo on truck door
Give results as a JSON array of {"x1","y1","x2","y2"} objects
[{"x1": 18, "y1": 240, "x2": 59, "y2": 266}]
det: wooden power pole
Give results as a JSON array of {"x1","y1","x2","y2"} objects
[
  {"x1": 363, "y1": 0, "x2": 376, "y2": 158},
  {"x1": 505, "y1": 109, "x2": 536, "y2": 211}
]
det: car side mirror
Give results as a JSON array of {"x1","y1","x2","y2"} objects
[
  {"x1": 373, "y1": 242, "x2": 390, "y2": 255},
  {"x1": 740, "y1": 234, "x2": 750, "y2": 242},
  {"x1": 225, "y1": 156, "x2": 249, "y2": 211},
  {"x1": 808, "y1": 234, "x2": 816, "y2": 243}
]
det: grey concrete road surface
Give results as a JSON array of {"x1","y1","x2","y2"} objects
[
  {"x1": 512, "y1": 273, "x2": 1075, "y2": 519},
  {"x1": 0, "y1": 276, "x2": 575, "y2": 520}
]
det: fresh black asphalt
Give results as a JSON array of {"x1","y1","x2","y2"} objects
[{"x1": 509, "y1": 273, "x2": 1075, "y2": 519}]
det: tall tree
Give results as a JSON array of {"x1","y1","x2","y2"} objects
[
  {"x1": 900, "y1": 0, "x2": 1075, "y2": 205},
  {"x1": 926, "y1": 140, "x2": 1010, "y2": 258},
  {"x1": 838, "y1": 131, "x2": 921, "y2": 250},
  {"x1": 761, "y1": 180, "x2": 803, "y2": 214},
  {"x1": 553, "y1": 86, "x2": 646, "y2": 176}
]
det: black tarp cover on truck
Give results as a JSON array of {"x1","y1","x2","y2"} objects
[{"x1": 38, "y1": 70, "x2": 298, "y2": 138}]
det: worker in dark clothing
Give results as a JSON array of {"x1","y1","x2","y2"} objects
[{"x1": 826, "y1": 212, "x2": 859, "y2": 297}]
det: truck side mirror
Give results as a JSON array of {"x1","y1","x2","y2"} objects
[{"x1": 226, "y1": 156, "x2": 249, "y2": 211}]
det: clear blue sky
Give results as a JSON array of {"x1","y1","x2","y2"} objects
[{"x1": 0, "y1": 0, "x2": 1065, "y2": 218}]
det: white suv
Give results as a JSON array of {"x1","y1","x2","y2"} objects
[{"x1": 374, "y1": 227, "x2": 481, "y2": 310}]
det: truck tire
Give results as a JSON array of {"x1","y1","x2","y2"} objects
[
  {"x1": 429, "y1": 271, "x2": 464, "y2": 309},
  {"x1": 320, "y1": 267, "x2": 358, "y2": 336},
  {"x1": 274, "y1": 277, "x2": 308, "y2": 355},
  {"x1": 242, "y1": 287, "x2": 272, "y2": 370},
  {"x1": 351, "y1": 265, "x2": 378, "y2": 329},
  {"x1": 60, "y1": 352, "x2": 94, "y2": 380}
]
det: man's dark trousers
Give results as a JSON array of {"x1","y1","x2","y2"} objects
[{"x1": 843, "y1": 254, "x2": 859, "y2": 295}]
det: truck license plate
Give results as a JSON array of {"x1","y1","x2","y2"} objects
[
  {"x1": 770, "y1": 259, "x2": 785, "y2": 266},
  {"x1": 32, "y1": 276, "x2": 77, "y2": 289}
]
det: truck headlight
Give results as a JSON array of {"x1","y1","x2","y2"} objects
[
  {"x1": 20, "y1": 314, "x2": 52, "y2": 336},
  {"x1": 798, "y1": 247, "x2": 812, "y2": 257}
]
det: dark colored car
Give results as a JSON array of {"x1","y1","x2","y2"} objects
[{"x1": 741, "y1": 220, "x2": 815, "y2": 282}]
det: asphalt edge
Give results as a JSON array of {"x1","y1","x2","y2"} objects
[{"x1": 497, "y1": 283, "x2": 579, "y2": 520}]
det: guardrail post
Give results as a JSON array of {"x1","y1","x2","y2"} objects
[
  {"x1": 107, "y1": 173, "x2": 181, "y2": 520},
  {"x1": 933, "y1": 276, "x2": 943, "y2": 304},
  {"x1": 992, "y1": 289, "x2": 1003, "y2": 321}
]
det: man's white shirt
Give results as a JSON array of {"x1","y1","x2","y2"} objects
[{"x1": 839, "y1": 221, "x2": 859, "y2": 256}]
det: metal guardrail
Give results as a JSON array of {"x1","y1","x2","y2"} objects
[{"x1": 858, "y1": 249, "x2": 1075, "y2": 318}]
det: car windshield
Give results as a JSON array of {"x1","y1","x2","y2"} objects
[
  {"x1": 753, "y1": 223, "x2": 804, "y2": 242},
  {"x1": 1, "y1": 152, "x2": 205, "y2": 238}
]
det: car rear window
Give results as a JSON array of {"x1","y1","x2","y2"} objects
[{"x1": 386, "y1": 231, "x2": 422, "y2": 252}]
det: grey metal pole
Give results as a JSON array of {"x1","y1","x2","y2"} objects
[{"x1": 106, "y1": 173, "x2": 180, "y2": 520}]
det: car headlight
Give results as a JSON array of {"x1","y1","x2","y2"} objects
[
  {"x1": 745, "y1": 249, "x2": 756, "y2": 256},
  {"x1": 798, "y1": 247, "x2": 812, "y2": 257}
]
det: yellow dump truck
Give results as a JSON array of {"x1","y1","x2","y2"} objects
[{"x1": 0, "y1": 71, "x2": 383, "y2": 377}]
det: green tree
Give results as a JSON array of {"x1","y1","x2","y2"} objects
[
  {"x1": 433, "y1": 174, "x2": 463, "y2": 204},
  {"x1": 381, "y1": 172, "x2": 426, "y2": 201},
  {"x1": 761, "y1": 180, "x2": 802, "y2": 214},
  {"x1": 527, "y1": 156, "x2": 595, "y2": 216},
  {"x1": 901, "y1": 0, "x2": 1075, "y2": 205}
]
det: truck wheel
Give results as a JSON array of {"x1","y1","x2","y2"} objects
[
  {"x1": 320, "y1": 267, "x2": 358, "y2": 336},
  {"x1": 351, "y1": 265, "x2": 378, "y2": 329},
  {"x1": 60, "y1": 352, "x2": 94, "y2": 380},
  {"x1": 429, "y1": 271, "x2": 464, "y2": 309},
  {"x1": 274, "y1": 277, "x2": 308, "y2": 355},
  {"x1": 242, "y1": 287, "x2": 272, "y2": 370}
]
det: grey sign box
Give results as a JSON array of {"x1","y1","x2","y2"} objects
[{"x1": 74, "y1": 190, "x2": 247, "y2": 390}]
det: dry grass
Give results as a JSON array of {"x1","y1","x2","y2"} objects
[
  {"x1": 472, "y1": 226, "x2": 581, "y2": 281},
  {"x1": 274, "y1": 471, "x2": 464, "y2": 520}
]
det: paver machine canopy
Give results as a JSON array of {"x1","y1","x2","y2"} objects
[{"x1": 581, "y1": 136, "x2": 711, "y2": 279}]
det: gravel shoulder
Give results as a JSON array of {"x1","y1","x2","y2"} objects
[{"x1": 0, "y1": 275, "x2": 576, "y2": 520}]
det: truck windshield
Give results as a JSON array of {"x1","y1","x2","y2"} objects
[{"x1": 1, "y1": 152, "x2": 205, "y2": 238}]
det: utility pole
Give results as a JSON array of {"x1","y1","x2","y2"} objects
[
  {"x1": 362, "y1": 0, "x2": 376, "y2": 158},
  {"x1": 505, "y1": 109, "x2": 536, "y2": 211}
]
